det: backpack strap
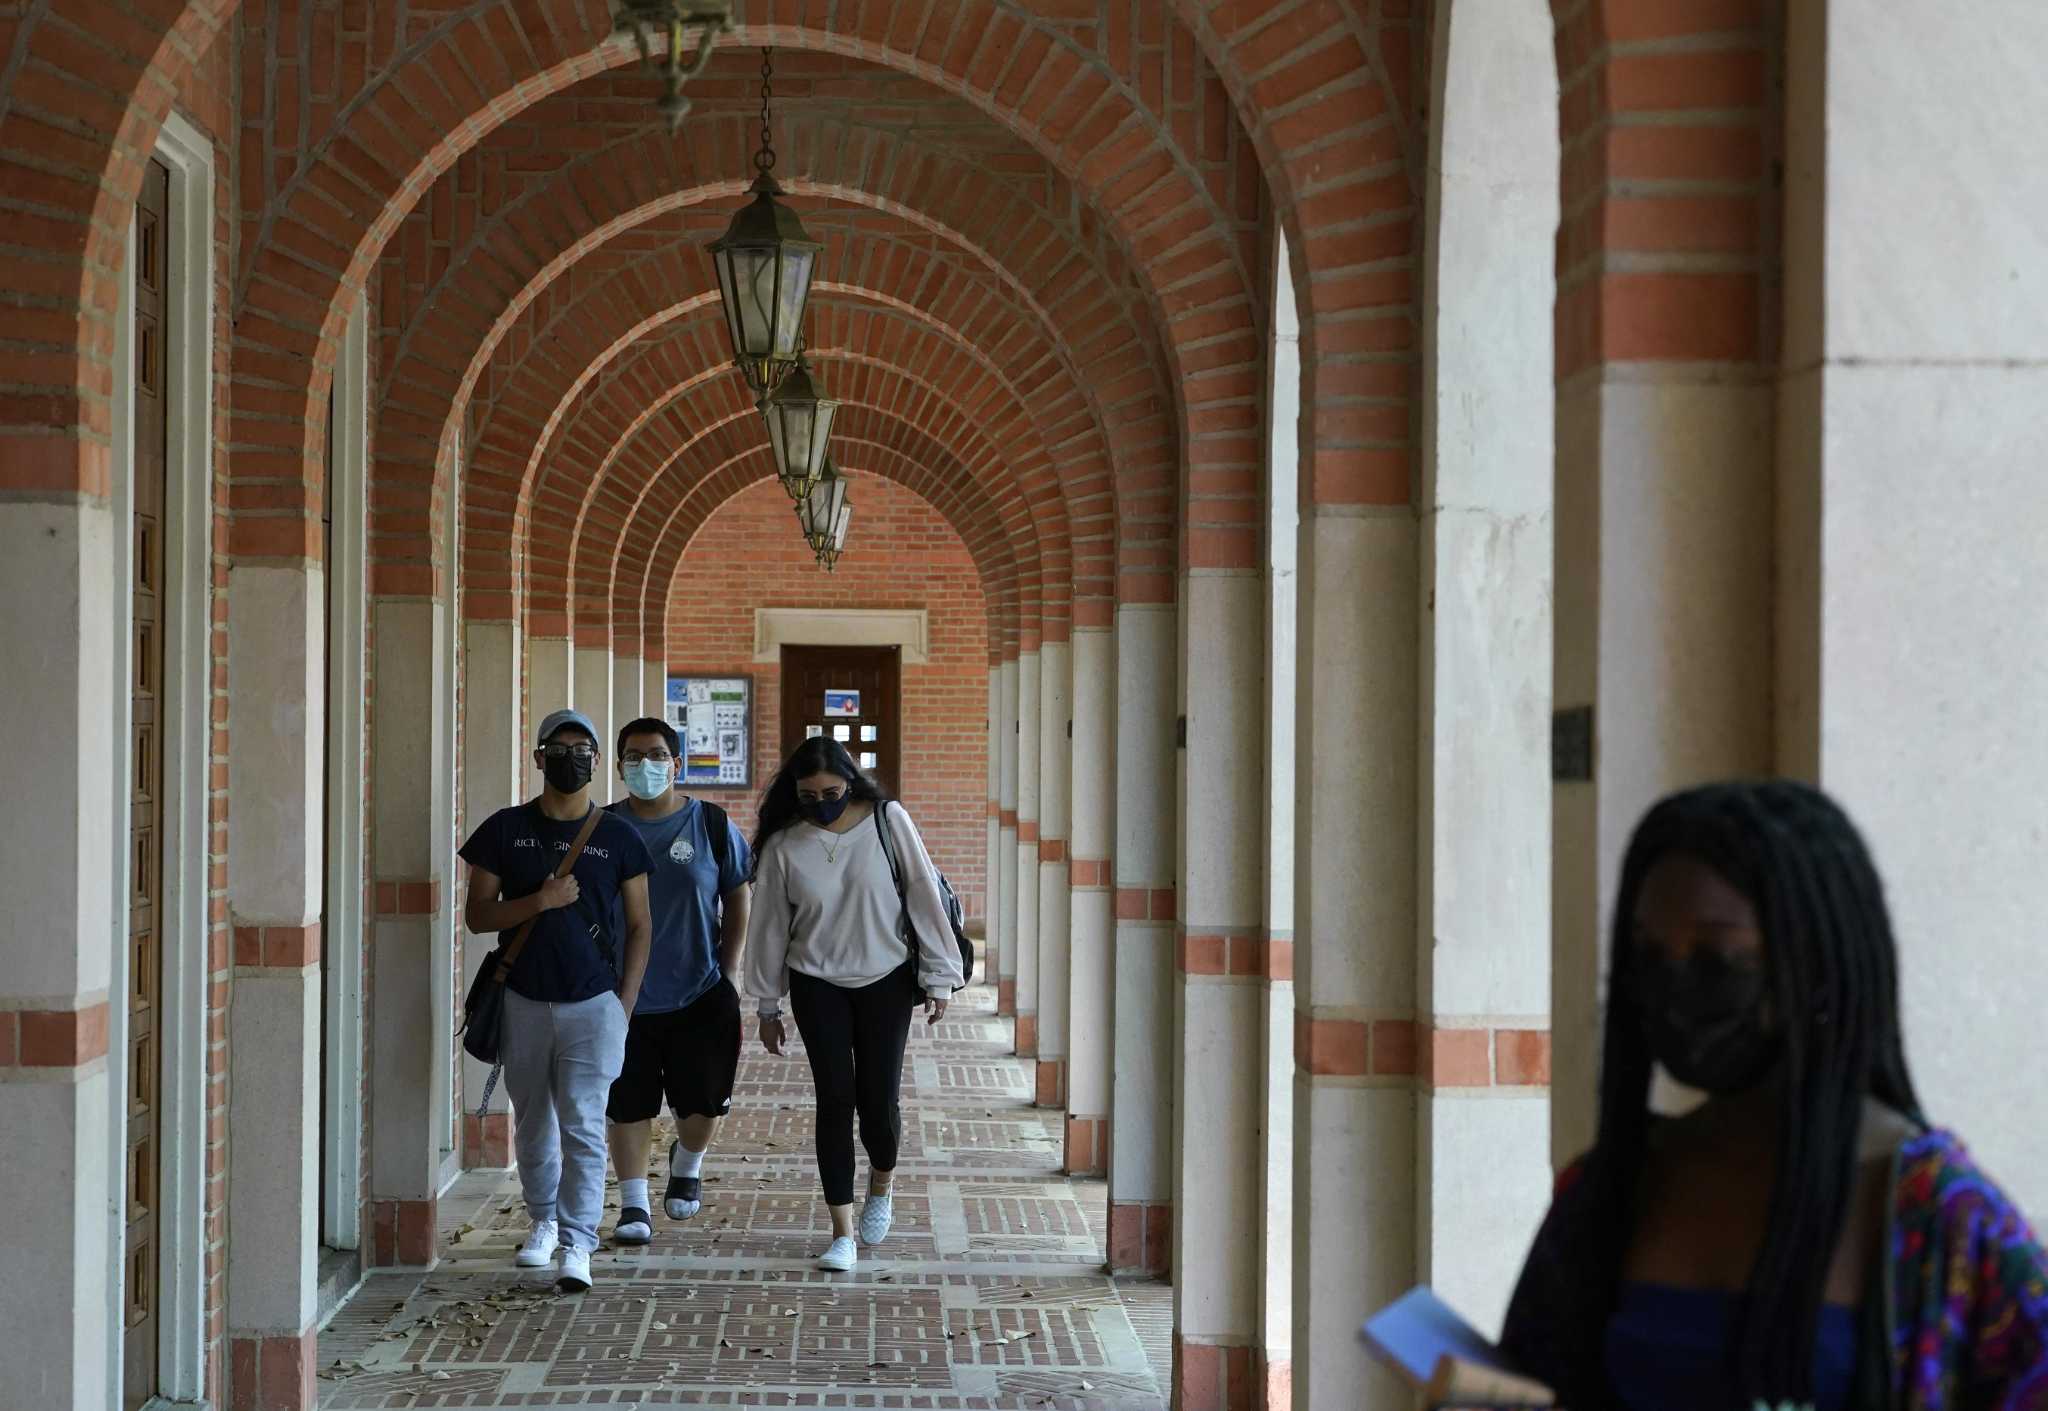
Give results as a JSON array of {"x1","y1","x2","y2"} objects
[
  {"x1": 871, "y1": 803, "x2": 915, "y2": 963},
  {"x1": 700, "y1": 800, "x2": 732, "y2": 888},
  {"x1": 493, "y1": 803, "x2": 605, "y2": 982}
]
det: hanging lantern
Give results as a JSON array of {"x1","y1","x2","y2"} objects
[
  {"x1": 708, "y1": 48, "x2": 822, "y2": 396},
  {"x1": 796, "y1": 460, "x2": 850, "y2": 554},
  {"x1": 815, "y1": 501, "x2": 852, "y2": 571},
  {"x1": 610, "y1": 1, "x2": 733, "y2": 134},
  {"x1": 761, "y1": 354, "x2": 839, "y2": 500}
]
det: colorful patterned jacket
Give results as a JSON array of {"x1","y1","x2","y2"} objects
[{"x1": 1497, "y1": 1128, "x2": 2048, "y2": 1410}]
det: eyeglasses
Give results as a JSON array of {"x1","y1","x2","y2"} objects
[
  {"x1": 541, "y1": 743, "x2": 598, "y2": 761},
  {"x1": 797, "y1": 786, "x2": 847, "y2": 804},
  {"x1": 621, "y1": 750, "x2": 674, "y2": 765}
]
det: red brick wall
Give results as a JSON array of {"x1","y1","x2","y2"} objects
[{"x1": 667, "y1": 478, "x2": 990, "y2": 921}]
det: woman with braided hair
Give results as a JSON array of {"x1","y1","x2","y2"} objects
[{"x1": 1499, "y1": 779, "x2": 2048, "y2": 1410}]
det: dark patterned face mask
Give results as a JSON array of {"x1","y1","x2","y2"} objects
[{"x1": 1632, "y1": 948, "x2": 1781, "y2": 1095}]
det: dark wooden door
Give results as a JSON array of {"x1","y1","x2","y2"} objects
[
  {"x1": 126, "y1": 156, "x2": 170, "y2": 1411},
  {"x1": 780, "y1": 646, "x2": 902, "y2": 797}
]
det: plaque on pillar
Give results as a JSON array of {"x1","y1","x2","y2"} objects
[{"x1": 1551, "y1": 705, "x2": 1593, "y2": 782}]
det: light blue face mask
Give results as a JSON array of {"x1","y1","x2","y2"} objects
[{"x1": 622, "y1": 758, "x2": 674, "y2": 801}]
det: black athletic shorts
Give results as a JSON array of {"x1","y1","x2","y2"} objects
[{"x1": 605, "y1": 976, "x2": 743, "y2": 1123}]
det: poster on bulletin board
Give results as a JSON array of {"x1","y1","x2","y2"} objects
[{"x1": 664, "y1": 675, "x2": 752, "y2": 788}]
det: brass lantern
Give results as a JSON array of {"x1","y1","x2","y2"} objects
[
  {"x1": 796, "y1": 460, "x2": 850, "y2": 555},
  {"x1": 708, "y1": 48, "x2": 822, "y2": 396},
  {"x1": 760, "y1": 354, "x2": 839, "y2": 500},
  {"x1": 815, "y1": 501, "x2": 853, "y2": 571},
  {"x1": 610, "y1": 1, "x2": 733, "y2": 134}
]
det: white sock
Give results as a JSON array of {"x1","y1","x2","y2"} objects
[
  {"x1": 673, "y1": 1144, "x2": 706, "y2": 1179},
  {"x1": 621, "y1": 1178, "x2": 650, "y2": 1211}
]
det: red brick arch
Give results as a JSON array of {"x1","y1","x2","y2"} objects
[
  {"x1": 221, "y1": 3, "x2": 1264, "y2": 584},
  {"x1": 447, "y1": 213, "x2": 1111, "y2": 625},
  {"x1": 0, "y1": 0, "x2": 235, "y2": 496},
  {"x1": 538, "y1": 297, "x2": 1072, "y2": 646},
  {"x1": 368, "y1": 98, "x2": 1170, "y2": 601},
  {"x1": 635, "y1": 429, "x2": 1042, "y2": 668},
  {"x1": 557, "y1": 370, "x2": 1049, "y2": 657}
]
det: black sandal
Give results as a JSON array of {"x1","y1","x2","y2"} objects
[
  {"x1": 612, "y1": 1206, "x2": 653, "y2": 1245},
  {"x1": 665, "y1": 1174, "x2": 702, "y2": 1216}
]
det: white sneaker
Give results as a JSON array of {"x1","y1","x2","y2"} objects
[
  {"x1": 858, "y1": 1193, "x2": 894, "y2": 1247},
  {"x1": 556, "y1": 1245, "x2": 592, "y2": 1293},
  {"x1": 816, "y1": 1235, "x2": 858, "y2": 1272},
  {"x1": 515, "y1": 1218, "x2": 559, "y2": 1268}
]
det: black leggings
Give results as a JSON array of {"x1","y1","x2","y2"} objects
[{"x1": 788, "y1": 962, "x2": 917, "y2": 1206}]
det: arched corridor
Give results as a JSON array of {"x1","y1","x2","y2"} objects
[{"x1": 5, "y1": 3, "x2": 2048, "y2": 1409}]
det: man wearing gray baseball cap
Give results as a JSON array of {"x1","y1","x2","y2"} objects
[{"x1": 460, "y1": 707, "x2": 654, "y2": 1292}]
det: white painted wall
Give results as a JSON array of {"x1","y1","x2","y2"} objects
[{"x1": 1014, "y1": 650, "x2": 1042, "y2": 1025}]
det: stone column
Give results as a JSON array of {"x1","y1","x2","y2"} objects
[
  {"x1": 1172, "y1": 563, "x2": 1266, "y2": 1406},
  {"x1": 369, "y1": 595, "x2": 449, "y2": 1266},
  {"x1": 1064, "y1": 615, "x2": 1115, "y2": 1173},
  {"x1": 1411, "y1": 0, "x2": 1558, "y2": 1333},
  {"x1": 642, "y1": 650, "x2": 666, "y2": 726},
  {"x1": 1035, "y1": 638, "x2": 1073, "y2": 1107},
  {"x1": 995, "y1": 656, "x2": 1020, "y2": 1015},
  {"x1": 1107, "y1": 602, "x2": 1175, "y2": 1276},
  {"x1": 1013, "y1": 647, "x2": 1042, "y2": 1056},
  {"x1": 524, "y1": 631, "x2": 574, "y2": 799},
  {"x1": 612, "y1": 652, "x2": 643, "y2": 746},
  {"x1": 985, "y1": 664, "x2": 1002, "y2": 956},
  {"x1": 0, "y1": 492, "x2": 118, "y2": 1410},
  {"x1": 227, "y1": 560, "x2": 327, "y2": 1392},
  {"x1": 573, "y1": 637, "x2": 614, "y2": 804},
  {"x1": 460, "y1": 617, "x2": 520, "y2": 1167},
  {"x1": 1776, "y1": 0, "x2": 2048, "y2": 1213},
  {"x1": 1255, "y1": 232, "x2": 1301, "y2": 1411}
]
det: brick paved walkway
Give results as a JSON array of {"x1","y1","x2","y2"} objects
[{"x1": 316, "y1": 986, "x2": 1171, "y2": 1408}]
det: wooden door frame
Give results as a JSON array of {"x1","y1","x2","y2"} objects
[
  {"x1": 778, "y1": 644, "x2": 903, "y2": 797},
  {"x1": 105, "y1": 110, "x2": 215, "y2": 1408}
]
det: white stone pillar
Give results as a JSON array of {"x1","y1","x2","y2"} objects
[
  {"x1": 1411, "y1": 0, "x2": 1558, "y2": 1334},
  {"x1": 1013, "y1": 647, "x2": 1042, "y2": 1056},
  {"x1": 1065, "y1": 619, "x2": 1115, "y2": 1173},
  {"x1": 612, "y1": 653, "x2": 643, "y2": 747},
  {"x1": 226, "y1": 562, "x2": 327, "y2": 1381},
  {"x1": 525, "y1": 634, "x2": 574, "y2": 799},
  {"x1": 1107, "y1": 603, "x2": 1175, "y2": 1276},
  {"x1": 1776, "y1": 0, "x2": 2048, "y2": 1213},
  {"x1": 0, "y1": 495, "x2": 117, "y2": 1411},
  {"x1": 460, "y1": 618, "x2": 520, "y2": 1168},
  {"x1": 1256, "y1": 232, "x2": 1301, "y2": 1411},
  {"x1": 1035, "y1": 638, "x2": 1073, "y2": 1107},
  {"x1": 1172, "y1": 563, "x2": 1265, "y2": 1404},
  {"x1": 573, "y1": 639, "x2": 614, "y2": 804},
  {"x1": 995, "y1": 656, "x2": 1020, "y2": 1016},
  {"x1": 985, "y1": 664, "x2": 1002, "y2": 957},
  {"x1": 369, "y1": 596, "x2": 450, "y2": 1266},
  {"x1": 642, "y1": 653, "x2": 666, "y2": 725},
  {"x1": 1292, "y1": 519, "x2": 1417, "y2": 1411}
]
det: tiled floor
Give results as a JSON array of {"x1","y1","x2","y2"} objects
[{"x1": 317, "y1": 987, "x2": 1171, "y2": 1408}]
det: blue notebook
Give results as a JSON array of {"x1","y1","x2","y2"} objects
[{"x1": 1360, "y1": 1286, "x2": 1555, "y2": 1408}]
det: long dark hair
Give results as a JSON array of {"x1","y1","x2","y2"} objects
[
  {"x1": 1575, "y1": 779, "x2": 1923, "y2": 1405},
  {"x1": 748, "y1": 735, "x2": 888, "y2": 879}
]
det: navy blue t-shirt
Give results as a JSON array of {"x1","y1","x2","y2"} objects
[{"x1": 458, "y1": 803, "x2": 653, "y2": 1003}]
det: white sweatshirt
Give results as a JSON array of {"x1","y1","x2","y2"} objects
[{"x1": 745, "y1": 800, "x2": 965, "y2": 1015}]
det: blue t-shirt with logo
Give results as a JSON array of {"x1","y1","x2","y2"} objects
[
  {"x1": 607, "y1": 797, "x2": 751, "y2": 1014},
  {"x1": 458, "y1": 803, "x2": 653, "y2": 1004}
]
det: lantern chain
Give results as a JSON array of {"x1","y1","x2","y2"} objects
[{"x1": 756, "y1": 47, "x2": 777, "y2": 172}]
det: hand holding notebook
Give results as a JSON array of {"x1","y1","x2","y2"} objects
[{"x1": 1359, "y1": 1286, "x2": 1556, "y2": 1409}]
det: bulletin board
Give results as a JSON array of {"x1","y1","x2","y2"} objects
[{"x1": 664, "y1": 675, "x2": 753, "y2": 789}]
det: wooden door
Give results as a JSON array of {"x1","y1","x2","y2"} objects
[
  {"x1": 126, "y1": 156, "x2": 170, "y2": 1411},
  {"x1": 780, "y1": 646, "x2": 902, "y2": 798}
]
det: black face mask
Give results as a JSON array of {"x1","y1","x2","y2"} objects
[
  {"x1": 1632, "y1": 948, "x2": 1781, "y2": 1095},
  {"x1": 543, "y1": 750, "x2": 594, "y2": 795},
  {"x1": 803, "y1": 795, "x2": 851, "y2": 826}
]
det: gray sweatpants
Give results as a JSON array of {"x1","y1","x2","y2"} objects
[{"x1": 500, "y1": 989, "x2": 627, "y2": 1254}]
